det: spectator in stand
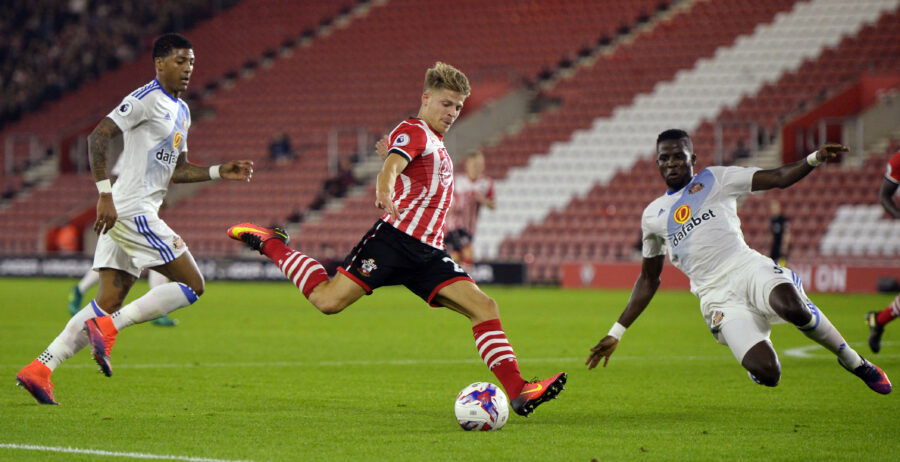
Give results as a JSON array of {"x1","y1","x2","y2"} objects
[
  {"x1": 731, "y1": 139, "x2": 751, "y2": 161},
  {"x1": 866, "y1": 149, "x2": 900, "y2": 353},
  {"x1": 268, "y1": 132, "x2": 295, "y2": 165},
  {"x1": 768, "y1": 199, "x2": 789, "y2": 265},
  {"x1": 1, "y1": 0, "x2": 230, "y2": 130}
]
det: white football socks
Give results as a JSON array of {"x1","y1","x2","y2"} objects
[
  {"x1": 76, "y1": 269, "x2": 100, "y2": 294},
  {"x1": 40, "y1": 302, "x2": 107, "y2": 371},
  {"x1": 110, "y1": 282, "x2": 198, "y2": 331},
  {"x1": 798, "y1": 304, "x2": 862, "y2": 369},
  {"x1": 147, "y1": 270, "x2": 169, "y2": 289}
]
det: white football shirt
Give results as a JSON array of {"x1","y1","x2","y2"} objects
[
  {"x1": 105, "y1": 79, "x2": 190, "y2": 218},
  {"x1": 641, "y1": 165, "x2": 762, "y2": 295}
]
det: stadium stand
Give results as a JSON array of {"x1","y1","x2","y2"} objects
[
  {"x1": 164, "y1": 0, "x2": 666, "y2": 256},
  {"x1": 0, "y1": 0, "x2": 357, "y2": 255},
  {"x1": 2, "y1": 0, "x2": 898, "y2": 283},
  {"x1": 483, "y1": 0, "x2": 900, "y2": 282}
]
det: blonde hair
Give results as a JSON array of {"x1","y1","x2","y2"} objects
[{"x1": 424, "y1": 62, "x2": 471, "y2": 96}]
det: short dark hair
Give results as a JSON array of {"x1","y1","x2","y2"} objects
[
  {"x1": 153, "y1": 33, "x2": 193, "y2": 60},
  {"x1": 656, "y1": 128, "x2": 690, "y2": 145}
]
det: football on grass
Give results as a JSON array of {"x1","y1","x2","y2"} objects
[{"x1": 454, "y1": 382, "x2": 509, "y2": 431}]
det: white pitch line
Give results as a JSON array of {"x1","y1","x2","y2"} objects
[
  {"x1": 1, "y1": 355, "x2": 738, "y2": 371},
  {"x1": 0, "y1": 443, "x2": 252, "y2": 462},
  {"x1": 11, "y1": 345, "x2": 887, "y2": 372},
  {"x1": 783, "y1": 341, "x2": 899, "y2": 359}
]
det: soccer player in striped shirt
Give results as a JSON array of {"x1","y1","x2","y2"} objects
[
  {"x1": 16, "y1": 33, "x2": 254, "y2": 405},
  {"x1": 228, "y1": 62, "x2": 566, "y2": 417},
  {"x1": 866, "y1": 149, "x2": 900, "y2": 353}
]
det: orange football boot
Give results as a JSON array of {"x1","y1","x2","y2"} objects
[
  {"x1": 510, "y1": 372, "x2": 567, "y2": 416},
  {"x1": 85, "y1": 316, "x2": 118, "y2": 377},
  {"x1": 16, "y1": 360, "x2": 58, "y2": 405},
  {"x1": 226, "y1": 223, "x2": 289, "y2": 253}
]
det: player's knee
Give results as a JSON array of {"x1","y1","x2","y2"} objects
[
  {"x1": 745, "y1": 359, "x2": 781, "y2": 387},
  {"x1": 752, "y1": 366, "x2": 781, "y2": 387},
  {"x1": 187, "y1": 282, "x2": 204, "y2": 297},
  {"x1": 470, "y1": 296, "x2": 499, "y2": 322}
]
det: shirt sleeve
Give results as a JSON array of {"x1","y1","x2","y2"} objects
[
  {"x1": 106, "y1": 95, "x2": 148, "y2": 132},
  {"x1": 641, "y1": 211, "x2": 666, "y2": 259},
  {"x1": 886, "y1": 151, "x2": 900, "y2": 184},
  {"x1": 710, "y1": 165, "x2": 761, "y2": 197},
  {"x1": 387, "y1": 124, "x2": 427, "y2": 162}
]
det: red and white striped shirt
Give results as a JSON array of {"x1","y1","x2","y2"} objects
[
  {"x1": 886, "y1": 150, "x2": 900, "y2": 184},
  {"x1": 383, "y1": 118, "x2": 454, "y2": 248}
]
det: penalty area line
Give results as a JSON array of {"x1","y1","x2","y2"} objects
[{"x1": 0, "y1": 443, "x2": 252, "y2": 462}]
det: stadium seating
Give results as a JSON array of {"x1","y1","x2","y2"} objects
[
  {"x1": 187, "y1": 0, "x2": 665, "y2": 256},
  {"x1": 0, "y1": 0, "x2": 356, "y2": 255},
  {"x1": 485, "y1": 0, "x2": 900, "y2": 282}
]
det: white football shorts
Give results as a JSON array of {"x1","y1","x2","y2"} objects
[
  {"x1": 699, "y1": 253, "x2": 810, "y2": 361},
  {"x1": 93, "y1": 214, "x2": 188, "y2": 277}
]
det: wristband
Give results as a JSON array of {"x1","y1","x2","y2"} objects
[
  {"x1": 806, "y1": 152, "x2": 822, "y2": 167},
  {"x1": 607, "y1": 322, "x2": 626, "y2": 340},
  {"x1": 96, "y1": 179, "x2": 112, "y2": 194},
  {"x1": 209, "y1": 164, "x2": 222, "y2": 180}
]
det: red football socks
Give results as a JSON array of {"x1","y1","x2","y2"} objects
[
  {"x1": 472, "y1": 318, "x2": 526, "y2": 398},
  {"x1": 875, "y1": 295, "x2": 900, "y2": 326},
  {"x1": 262, "y1": 239, "x2": 328, "y2": 297}
]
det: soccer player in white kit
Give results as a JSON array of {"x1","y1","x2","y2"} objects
[
  {"x1": 586, "y1": 129, "x2": 891, "y2": 395},
  {"x1": 16, "y1": 33, "x2": 254, "y2": 405}
]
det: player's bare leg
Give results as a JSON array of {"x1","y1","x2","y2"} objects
[
  {"x1": 86, "y1": 256, "x2": 202, "y2": 377},
  {"x1": 769, "y1": 283, "x2": 891, "y2": 394},
  {"x1": 306, "y1": 273, "x2": 366, "y2": 315},
  {"x1": 435, "y1": 280, "x2": 567, "y2": 417},
  {"x1": 740, "y1": 341, "x2": 781, "y2": 387}
]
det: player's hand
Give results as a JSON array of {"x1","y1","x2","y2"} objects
[
  {"x1": 220, "y1": 160, "x2": 254, "y2": 182},
  {"x1": 585, "y1": 335, "x2": 619, "y2": 370},
  {"x1": 94, "y1": 194, "x2": 118, "y2": 235},
  {"x1": 375, "y1": 188, "x2": 399, "y2": 221},
  {"x1": 815, "y1": 143, "x2": 848, "y2": 164},
  {"x1": 375, "y1": 135, "x2": 389, "y2": 161}
]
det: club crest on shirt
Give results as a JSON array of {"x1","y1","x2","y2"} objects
[
  {"x1": 709, "y1": 310, "x2": 725, "y2": 334},
  {"x1": 673, "y1": 204, "x2": 692, "y2": 224},
  {"x1": 439, "y1": 154, "x2": 453, "y2": 187},
  {"x1": 394, "y1": 133, "x2": 410, "y2": 147},
  {"x1": 172, "y1": 235, "x2": 185, "y2": 250},
  {"x1": 173, "y1": 131, "x2": 183, "y2": 149},
  {"x1": 359, "y1": 258, "x2": 378, "y2": 277},
  {"x1": 688, "y1": 183, "x2": 704, "y2": 194},
  {"x1": 118, "y1": 102, "x2": 132, "y2": 116}
]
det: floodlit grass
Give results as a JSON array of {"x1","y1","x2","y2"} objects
[{"x1": 2, "y1": 278, "x2": 898, "y2": 461}]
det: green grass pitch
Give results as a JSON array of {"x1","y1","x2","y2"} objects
[{"x1": 1, "y1": 278, "x2": 898, "y2": 461}]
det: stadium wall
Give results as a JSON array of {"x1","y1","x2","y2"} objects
[{"x1": 561, "y1": 261, "x2": 900, "y2": 293}]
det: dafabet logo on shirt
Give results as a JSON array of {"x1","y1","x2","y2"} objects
[{"x1": 673, "y1": 204, "x2": 691, "y2": 224}]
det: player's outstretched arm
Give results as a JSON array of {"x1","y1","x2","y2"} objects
[
  {"x1": 374, "y1": 135, "x2": 389, "y2": 161},
  {"x1": 751, "y1": 143, "x2": 847, "y2": 192},
  {"x1": 586, "y1": 255, "x2": 664, "y2": 369},
  {"x1": 171, "y1": 154, "x2": 253, "y2": 183},
  {"x1": 375, "y1": 154, "x2": 408, "y2": 221},
  {"x1": 879, "y1": 178, "x2": 900, "y2": 219},
  {"x1": 88, "y1": 117, "x2": 123, "y2": 234}
]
